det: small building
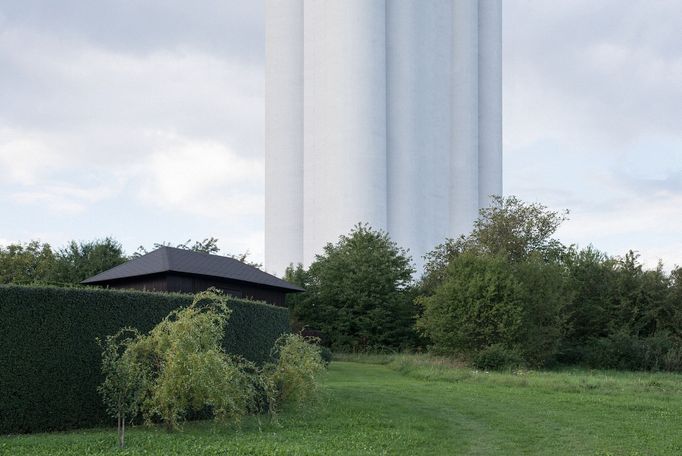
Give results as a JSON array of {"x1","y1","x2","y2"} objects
[{"x1": 81, "y1": 246, "x2": 303, "y2": 307}]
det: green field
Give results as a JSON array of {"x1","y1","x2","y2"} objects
[{"x1": 3, "y1": 356, "x2": 682, "y2": 455}]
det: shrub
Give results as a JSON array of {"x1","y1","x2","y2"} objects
[
  {"x1": 268, "y1": 334, "x2": 326, "y2": 409},
  {"x1": 473, "y1": 345, "x2": 523, "y2": 371},
  {"x1": 128, "y1": 290, "x2": 255, "y2": 430},
  {"x1": 513, "y1": 257, "x2": 569, "y2": 367},
  {"x1": 585, "y1": 332, "x2": 646, "y2": 370},
  {"x1": 416, "y1": 254, "x2": 524, "y2": 356},
  {"x1": 585, "y1": 331, "x2": 682, "y2": 372},
  {"x1": 319, "y1": 346, "x2": 333, "y2": 366},
  {"x1": 0, "y1": 284, "x2": 289, "y2": 434},
  {"x1": 417, "y1": 253, "x2": 567, "y2": 367}
]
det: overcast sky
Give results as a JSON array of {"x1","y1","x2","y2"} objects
[{"x1": 1, "y1": 1, "x2": 681, "y2": 270}]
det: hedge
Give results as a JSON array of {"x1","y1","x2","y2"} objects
[{"x1": 0, "y1": 284, "x2": 290, "y2": 434}]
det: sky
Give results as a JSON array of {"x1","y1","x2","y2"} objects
[{"x1": 1, "y1": 0, "x2": 681, "y2": 271}]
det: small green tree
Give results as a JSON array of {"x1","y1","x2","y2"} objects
[{"x1": 97, "y1": 328, "x2": 149, "y2": 448}]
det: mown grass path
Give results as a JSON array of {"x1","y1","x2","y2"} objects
[{"x1": 2, "y1": 361, "x2": 682, "y2": 455}]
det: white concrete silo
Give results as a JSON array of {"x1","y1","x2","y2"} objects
[
  {"x1": 264, "y1": 0, "x2": 304, "y2": 274},
  {"x1": 302, "y1": 0, "x2": 388, "y2": 265},
  {"x1": 387, "y1": 0, "x2": 452, "y2": 269},
  {"x1": 264, "y1": 0, "x2": 502, "y2": 275}
]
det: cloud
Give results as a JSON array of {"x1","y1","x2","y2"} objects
[
  {"x1": 0, "y1": 0, "x2": 264, "y2": 61},
  {"x1": 137, "y1": 136, "x2": 263, "y2": 218},
  {"x1": 502, "y1": 0, "x2": 682, "y2": 269},
  {"x1": 0, "y1": 21, "x2": 264, "y2": 222},
  {"x1": 0, "y1": 26, "x2": 264, "y2": 158},
  {"x1": 0, "y1": 128, "x2": 61, "y2": 185},
  {"x1": 10, "y1": 182, "x2": 121, "y2": 214},
  {"x1": 504, "y1": 0, "x2": 682, "y2": 149}
]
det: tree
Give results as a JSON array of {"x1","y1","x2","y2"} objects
[
  {"x1": 421, "y1": 195, "x2": 568, "y2": 294},
  {"x1": 134, "y1": 237, "x2": 263, "y2": 268},
  {"x1": 294, "y1": 224, "x2": 416, "y2": 350},
  {"x1": 0, "y1": 241, "x2": 56, "y2": 284},
  {"x1": 560, "y1": 246, "x2": 616, "y2": 361},
  {"x1": 52, "y1": 238, "x2": 127, "y2": 284},
  {"x1": 134, "y1": 237, "x2": 221, "y2": 256},
  {"x1": 283, "y1": 263, "x2": 310, "y2": 329},
  {"x1": 417, "y1": 254, "x2": 524, "y2": 356},
  {"x1": 417, "y1": 253, "x2": 568, "y2": 366},
  {"x1": 97, "y1": 329, "x2": 149, "y2": 448},
  {"x1": 469, "y1": 195, "x2": 569, "y2": 262}
]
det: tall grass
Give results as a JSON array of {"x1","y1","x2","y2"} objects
[{"x1": 337, "y1": 352, "x2": 682, "y2": 396}]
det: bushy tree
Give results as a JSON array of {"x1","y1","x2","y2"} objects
[
  {"x1": 134, "y1": 237, "x2": 262, "y2": 268},
  {"x1": 293, "y1": 224, "x2": 416, "y2": 351},
  {"x1": 468, "y1": 195, "x2": 568, "y2": 262},
  {"x1": 417, "y1": 253, "x2": 569, "y2": 367},
  {"x1": 0, "y1": 241, "x2": 56, "y2": 284},
  {"x1": 561, "y1": 246, "x2": 615, "y2": 354},
  {"x1": 98, "y1": 289, "x2": 328, "y2": 445},
  {"x1": 52, "y1": 238, "x2": 127, "y2": 283},
  {"x1": 514, "y1": 256, "x2": 570, "y2": 366},
  {"x1": 417, "y1": 254, "x2": 524, "y2": 356},
  {"x1": 421, "y1": 196, "x2": 568, "y2": 294}
]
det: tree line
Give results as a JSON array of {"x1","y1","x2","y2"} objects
[
  {"x1": 5, "y1": 196, "x2": 682, "y2": 371},
  {"x1": 285, "y1": 196, "x2": 682, "y2": 371},
  {"x1": 0, "y1": 237, "x2": 256, "y2": 285}
]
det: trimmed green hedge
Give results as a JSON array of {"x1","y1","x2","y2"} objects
[{"x1": 0, "y1": 285, "x2": 289, "y2": 434}]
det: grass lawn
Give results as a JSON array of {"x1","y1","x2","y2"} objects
[{"x1": 2, "y1": 356, "x2": 682, "y2": 455}]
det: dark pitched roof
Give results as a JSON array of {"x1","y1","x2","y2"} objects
[{"x1": 81, "y1": 246, "x2": 304, "y2": 292}]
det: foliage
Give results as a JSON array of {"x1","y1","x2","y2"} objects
[
  {"x1": 558, "y1": 246, "x2": 615, "y2": 362},
  {"x1": 417, "y1": 254, "x2": 524, "y2": 356},
  {"x1": 319, "y1": 346, "x2": 333, "y2": 366},
  {"x1": 51, "y1": 238, "x2": 127, "y2": 284},
  {"x1": 417, "y1": 253, "x2": 569, "y2": 367},
  {"x1": 418, "y1": 196, "x2": 682, "y2": 372},
  {"x1": 420, "y1": 195, "x2": 568, "y2": 294},
  {"x1": 97, "y1": 329, "x2": 150, "y2": 448},
  {"x1": 560, "y1": 248, "x2": 682, "y2": 369},
  {"x1": 267, "y1": 334, "x2": 326, "y2": 409},
  {"x1": 0, "y1": 241, "x2": 55, "y2": 284},
  {"x1": 0, "y1": 238, "x2": 126, "y2": 285},
  {"x1": 468, "y1": 195, "x2": 568, "y2": 262},
  {"x1": 0, "y1": 284, "x2": 289, "y2": 434},
  {"x1": 291, "y1": 224, "x2": 417, "y2": 351},
  {"x1": 134, "y1": 237, "x2": 221, "y2": 256},
  {"x1": 472, "y1": 345, "x2": 523, "y2": 371},
  {"x1": 283, "y1": 263, "x2": 309, "y2": 326},
  {"x1": 134, "y1": 237, "x2": 262, "y2": 268},
  {"x1": 126, "y1": 290, "x2": 255, "y2": 430},
  {"x1": 513, "y1": 257, "x2": 570, "y2": 366}
]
